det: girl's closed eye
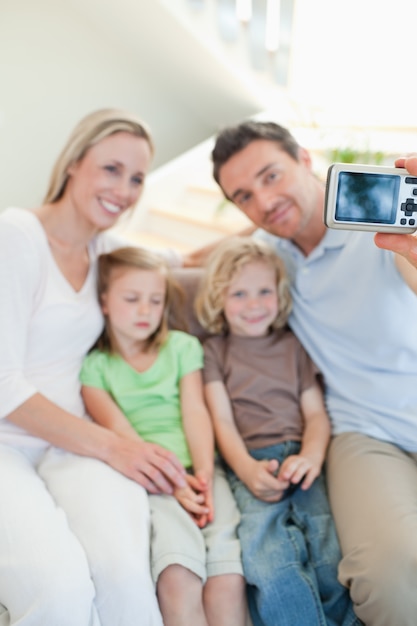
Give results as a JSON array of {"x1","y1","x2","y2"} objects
[{"x1": 104, "y1": 164, "x2": 119, "y2": 174}]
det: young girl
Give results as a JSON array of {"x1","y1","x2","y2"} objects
[
  {"x1": 196, "y1": 237, "x2": 361, "y2": 626},
  {"x1": 80, "y1": 246, "x2": 246, "y2": 626}
]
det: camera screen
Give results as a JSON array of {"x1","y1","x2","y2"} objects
[{"x1": 335, "y1": 172, "x2": 400, "y2": 224}]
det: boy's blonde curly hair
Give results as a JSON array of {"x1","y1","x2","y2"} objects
[{"x1": 195, "y1": 237, "x2": 292, "y2": 335}]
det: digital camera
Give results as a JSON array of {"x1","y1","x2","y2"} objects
[{"x1": 324, "y1": 163, "x2": 417, "y2": 233}]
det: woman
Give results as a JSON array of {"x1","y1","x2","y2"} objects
[{"x1": 0, "y1": 108, "x2": 186, "y2": 625}]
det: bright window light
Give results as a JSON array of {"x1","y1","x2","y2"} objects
[
  {"x1": 265, "y1": 0, "x2": 281, "y2": 52},
  {"x1": 236, "y1": 0, "x2": 252, "y2": 23}
]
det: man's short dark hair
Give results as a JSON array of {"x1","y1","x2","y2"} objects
[{"x1": 211, "y1": 121, "x2": 300, "y2": 187}]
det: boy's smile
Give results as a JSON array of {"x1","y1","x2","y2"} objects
[{"x1": 224, "y1": 261, "x2": 279, "y2": 337}]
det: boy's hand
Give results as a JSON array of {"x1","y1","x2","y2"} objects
[
  {"x1": 241, "y1": 458, "x2": 290, "y2": 503},
  {"x1": 278, "y1": 454, "x2": 321, "y2": 490}
]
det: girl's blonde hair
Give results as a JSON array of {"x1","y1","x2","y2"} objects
[
  {"x1": 96, "y1": 246, "x2": 183, "y2": 354},
  {"x1": 44, "y1": 108, "x2": 154, "y2": 204},
  {"x1": 195, "y1": 237, "x2": 292, "y2": 334}
]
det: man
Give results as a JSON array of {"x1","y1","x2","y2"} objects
[{"x1": 208, "y1": 121, "x2": 417, "y2": 626}]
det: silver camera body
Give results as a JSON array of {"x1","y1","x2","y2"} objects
[{"x1": 324, "y1": 163, "x2": 417, "y2": 233}]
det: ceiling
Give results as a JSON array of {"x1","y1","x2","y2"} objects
[
  {"x1": 68, "y1": 0, "x2": 417, "y2": 154},
  {"x1": 66, "y1": 0, "x2": 267, "y2": 128}
]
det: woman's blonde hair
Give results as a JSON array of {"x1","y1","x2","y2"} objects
[
  {"x1": 43, "y1": 108, "x2": 154, "y2": 204},
  {"x1": 96, "y1": 246, "x2": 183, "y2": 354},
  {"x1": 195, "y1": 237, "x2": 292, "y2": 334}
]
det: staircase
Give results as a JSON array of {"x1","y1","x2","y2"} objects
[{"x1": 114, "y1": 136, "x2": 252, "y2": 255}]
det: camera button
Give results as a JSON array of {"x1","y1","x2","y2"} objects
[
  {"x1": 401, "y1": 199, "x2": 417, "y2": 216},
  {"x1": 410, "y1": 219, "x2": 416, "y2": 226},
  {"x1": 401, "y1": 218, "x2": 407, "y2": 225},
  {"x1": 405, "y1": 177, "x2": 417, "y2": 184}
]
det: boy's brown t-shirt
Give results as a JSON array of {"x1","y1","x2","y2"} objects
[{"x1": 203, "y1": 329, "x2": 318, "y2": 450}]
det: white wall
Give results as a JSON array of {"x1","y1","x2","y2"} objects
[{"x1": 0, "y1": 0, "x2": 262, "y2": 210}]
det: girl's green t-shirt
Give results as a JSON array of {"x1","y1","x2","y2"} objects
[{"x1": 80, "y1": 330, "x2": 203, "y2": 467}]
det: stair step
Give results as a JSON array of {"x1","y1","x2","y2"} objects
[
  {"x1": 119, "y1": 229, "x2": 193, "y2": 253},
  {"x1": 147, "y1": 203, "x2": 250, "y2": 236}
]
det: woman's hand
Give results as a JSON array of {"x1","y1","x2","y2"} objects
[{"x1": 106, "y1": 435, "x2": 187, "y2": 494}]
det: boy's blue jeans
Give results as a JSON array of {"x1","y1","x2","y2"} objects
[{"x1": 226, "y1": 441, "x2": 361, "y2": 626}]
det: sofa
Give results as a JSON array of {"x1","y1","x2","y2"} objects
[{"x1": 170, "y1": 266, "x2": 208, "y2": 340}]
